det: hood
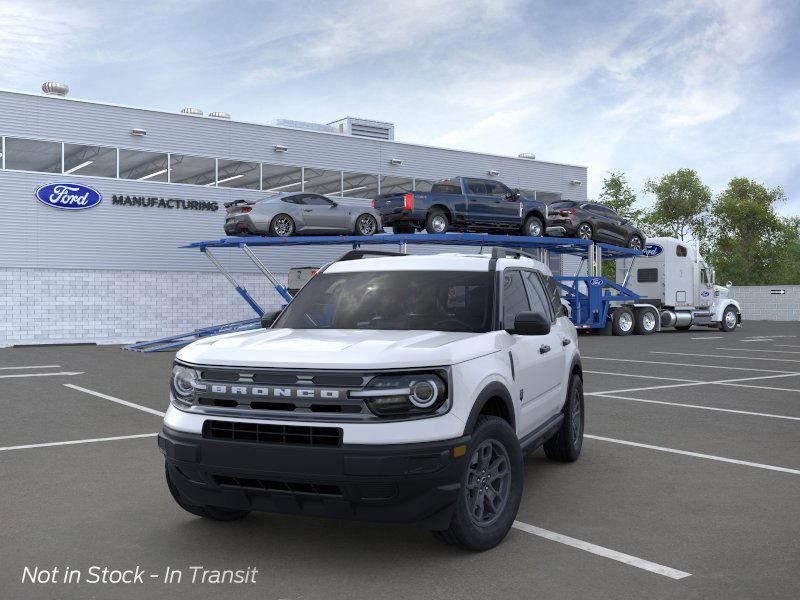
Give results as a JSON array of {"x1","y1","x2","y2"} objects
[
  {"x1": 714, "y1": 284, "x2": 730, "y2": 298},
  {"x1": 177, "y1": 328, "x2": 501, "y2": 369}
]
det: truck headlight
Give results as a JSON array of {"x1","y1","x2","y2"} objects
[
  {"x1": 171, "y1": 364, "x2": 200, "y2": 408},
  {"x1": 351, "y1": 372, "x2": 449, "y2": 417}
]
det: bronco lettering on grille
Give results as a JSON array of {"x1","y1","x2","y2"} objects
[{"x1": 208, "y1": 385, "x2": 342, "y2": 400}]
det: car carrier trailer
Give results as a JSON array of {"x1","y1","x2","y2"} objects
[{"x1": 124, "y1": 233, "x2": 739, "y2": 352}]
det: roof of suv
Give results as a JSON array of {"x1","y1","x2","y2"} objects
[{"x1": 325, "y1": 253, "x2": 549, "y2": 274}]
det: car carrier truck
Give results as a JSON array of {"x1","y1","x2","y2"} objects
[{"x1": 605, "y1": 236, "x2": 742, "y2": 335}]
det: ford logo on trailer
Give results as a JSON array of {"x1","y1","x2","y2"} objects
[
  {"x1": 588, "y1": 278, "x2": 603, "y2": 286},
  {"x1": 35, "y1": 183, "x2": 102, "y2": 210},
  {"x1": 641, "y1": 244, "x2": 663, "y2": 257}
]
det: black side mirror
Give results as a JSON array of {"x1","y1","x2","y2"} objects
[
  {"x1": 260, "y1": 310, "x2": 281, "y2": 328},
  {"x1": 329, "y1": 201, "x2": 338, "y2": 208},
  {"x1": 507, "y1": 311, "x2": 551, "y2": 335}
]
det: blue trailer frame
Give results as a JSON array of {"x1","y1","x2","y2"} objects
[{"x1": 125, "y1": 233, "x2": 640, "y2": 351}]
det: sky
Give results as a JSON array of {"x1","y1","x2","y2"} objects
[{"x1": 1, "y1": 0, "x2": 799, "y2": 213}]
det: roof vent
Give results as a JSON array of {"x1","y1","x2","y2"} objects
[
  {"x1": 328, "y1": 117, "x2": 395, "y2": 141},
  {"x1": 42, "y1": 82, "x2": 69, "y2": 97},
  {"x1": 209, "y1": 111, "x2": 230, "y2": 119},
  {"x1": 518, "y1": 152, "x2": 536, "y2": 160},
  {"x1": 180, "y1": 107, "x2": 204, "y2": 116},
  {"x1": 269, "y1": 119, "x2": 337, "y2": 134}
]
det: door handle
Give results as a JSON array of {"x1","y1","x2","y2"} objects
[
  {"x1": 539, "y1": 344, "x2": 551, "y2": 354},
  {"x1": 561, "y1": 338, "x2": 571, "y2": 346}
]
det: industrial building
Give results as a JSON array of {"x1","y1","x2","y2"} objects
[{"x1": 0, "y1": 84, "x2": 588, "y2": 346}]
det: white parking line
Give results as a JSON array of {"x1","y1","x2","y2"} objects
[
  {"x1": 0, "y1": 371, "x2": 84, "y2": 379},
  {"x1": 0, "y1": 433, "x2": 157, "y2": 453},
  {"x1": 776, "y1": 345, "x2": 800, "y2": 349},
  {"x1": 716, "y1": 348, "x2": 800, "y2": 354},
  {"x1": 0, "y1": 365, "x2": 61, "y2": 370},
  {"x1": 583, "y1": 356, "x2": 796, "y2": 374},
  {"x1": 585, "y1": 435, "x2": 800, "y2": 475},
  {"x1": 64, "y1": 384, "x2": 165, "y2": 417},
  {"x1": 592, "y1": 372, "x2": 800, "y2": 396},
  {"x1": 650, "y1": 351, "x2": 800, "y2": 364},
  {"x1": 587, "y1": 393, "x2": 800, "y2": 421},
  {"x1": 512, "y1": 521, "x2": 691, "y2": 580},
  {"x1": 584, "y1": 370, "x2": 700, "y2": 383},
  {"x1": 690, "y1": 336, "x2": 723, "y2": 340}
]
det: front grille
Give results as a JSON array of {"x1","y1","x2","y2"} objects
[
  {"x1": 203, "y1": 420, "x2": 342, "y2": 447},
  {"x1": 213, "y1": 475, "x2": 344, "y2": 497}
]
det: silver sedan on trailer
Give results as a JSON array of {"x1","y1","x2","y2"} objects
[{"x1": 224, "y1": 192, "x2": 383, "y2": 237}]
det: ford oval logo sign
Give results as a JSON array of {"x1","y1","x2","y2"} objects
[
  {"x1": 700, "y1": 290, "x2": 710, "y2": 297},
  {"x1": 642, "y1": 244, "x2": 663, "y2": 257},
  {"x1": 35, "y1": 183, "x2": 102, "y2": 210},
  {"x1": 588, "y1": 277, "x2": 603, "y2": 286}
]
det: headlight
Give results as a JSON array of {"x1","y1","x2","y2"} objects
[
  {"x1": 351, "y1": 372, "x2": 448, "y2": 418},
  {"x1": 171, "y1": 364, "x2": 200, "y2": 408}
]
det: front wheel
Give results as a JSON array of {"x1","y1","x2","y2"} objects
[
  {"x1": 543, "y1": 374, "x2": 584, "y2": 462},
  {"x1": 354, "y1": 213, "x2": 378, "y2": 236},
  {"x1": 433, "y1": 416, "x2": 523, "y2": 551},
  {"x1": 627, "y1": 235, "x2": 644, "y2": 251},
  {"x1": 521, "y1": 215, "x2": 544, "y2": 237},
  {"x1": 165, "y1": 464, "x2": 250, "y2": 521},
  {"x1": 576, "y1": 222, "x2": 593, "y2": 240},
  {"x1": 719, "y1": 307, "x2": 738, "y2": 332}
]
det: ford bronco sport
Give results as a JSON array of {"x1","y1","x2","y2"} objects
[{"x1": 159, "y1": 248, "x2": 584, "y2": 550}]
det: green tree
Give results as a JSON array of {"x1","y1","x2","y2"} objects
[
  {"x1": 642, "y1": 169, "x2": 711, "y2": 241},
  {"x1": 598, "y1": 171, "x2": 644, "y2": 227},
  {"x1": 706, "y1": 178, "x2": 794, "y2": 285}
]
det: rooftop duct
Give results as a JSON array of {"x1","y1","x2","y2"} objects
[
  {"x1": 269, "y1": 119, "x2": 337, "y2": 134},
  {"x1": 42, "y1": 82, "x2": 69, "y2": 97},
  {"x1": 209, "y1": 111, "x2": 230, "y2": 119},
  {"x1": 180, "y1": 107, "x2": 203, "y2": 116},
  {"x1": 518, "y1": 152, "x2": 536, "y2": 160},
  {"x1": 329, "y1": 117, "x2": 394, "y2": 141}
]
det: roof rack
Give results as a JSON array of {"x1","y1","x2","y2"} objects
[{"x1": 338, "y1": 249, "x2": 406, "y2": 261}]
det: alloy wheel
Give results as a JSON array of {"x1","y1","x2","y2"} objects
[
  {"x1": 570, "y1": 389, "x2": 582, "y2": 449},
  {"x1": 577, "y1": 224, "x2": 592, "y2": 240},
  {"x1": 526, "y1": 220, "x2": 542, "y2": 237},
  {"x1": 273, "y1": 216, "x2": 293, "y2": 236},
  {"x1": 432, "y1": 215, "x2": 448, "y2": 233},
  {"x1": 466, "y1": 439, "x2": 511, "y2": 527},
  {"x1": 629, "y1": 236, "x2": 643, "y2": 250},
  {"x1": 725, "y1": 310, "x2": 737, "y2": 329},
  {"x1": 618, "y1": 311, "x2": 633, "y2": 332},
  {"x1": 643, "y1": 311, "x2": 656, "y2": 331},
  {"x1": 358, "y1": 215, "x2": 376, "y2": 235}
]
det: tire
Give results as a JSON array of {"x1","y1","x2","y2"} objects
[
  {"x1": 521, "y1": 215, "x2": 544, "y2": 237},
  {"x1": 269, "y1": 214, "x2": 295, "y2": 237},
  {"x1": 425, "y1": 209, "x2": 449, "y2": 234},
  {"x1": 433, "y1": 416, "x2": 523, "y2": 551},
  {"x1": 633, "y1": 308, "x2": 657, "y2": 335},
  {"x1": 611, "y1": 307, "x2": 634, "y2": 336},
  {"x1": 543, "y1": 374, "x2": 584, "y2": 462},
  {"x1": 576, "y1": 222, "x2": 593, "y2": 240},
  {"x1": 392, "y1": 223, "x2": 416, "y2": 234},
  {"x1": 354, "y1": 213, "x2": 378, "y2": 236},
  {"x1": 627, "y1": 235, "x2": 644, "y2": 251},
  {"x1": 165, "y1": 464, "x2": 250, "y2": 521},
  {"x1": 719, "y1": 306, "x2": 738, "y2": 332}
]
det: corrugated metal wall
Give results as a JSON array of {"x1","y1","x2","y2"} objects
[{"x1": 0, "y1": 89, "x2": 588, "y2": 274}]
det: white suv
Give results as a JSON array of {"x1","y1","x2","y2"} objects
[{"x1": 159, "y1": 248, "x2": 584, "y2": 551}]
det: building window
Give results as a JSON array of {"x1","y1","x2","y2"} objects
[
  {"x1": 262, "y1": 163, "x2": 302, "y2": 193},
  {"x1": 4, "y1": 137, "x2": 61, "y2": 173},
  {"x1": 414, "y1": 178, "x2": 436, "y2": 192},
  {"x1": 304, "y1": 168, "x2": 342, "y2": 196},
  {"x1": 119, "y1": 149, "x2": 169, "y2": 182},
  {"x1": 170, "y1": 154, "x2": 216, "y2": 186},
  {"x1": 341, "y1": 172, "x2": 378, "y2": 199},
  {"x1": 217, "y1": 159, "x2": 260, "y2": 189},
  {"x1": 379, "y1": 175, "x2": 413, "y2": 195},
  {"x1": 63, "y1": 144, "x2": 117, "y2": 177}
]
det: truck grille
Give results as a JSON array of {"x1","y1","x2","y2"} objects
[
  {"x1": 213, "y1": 475, "x2": 343, "y2": 497},
  {"x1": 203, "y1": 420, "x2": 342, "y2": 447}
]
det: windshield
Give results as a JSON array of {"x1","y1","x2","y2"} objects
[{"x1": 273, "y1": 270, "x2": 495, "y2": 332}]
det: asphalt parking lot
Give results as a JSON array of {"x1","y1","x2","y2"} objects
[{"x1": 1, "y1": 321, "x2": 799, "y2": 600}]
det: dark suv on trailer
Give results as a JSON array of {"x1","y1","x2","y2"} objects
[{"x1": 546, "y1": 200, "x2": 646, "y2": 250}]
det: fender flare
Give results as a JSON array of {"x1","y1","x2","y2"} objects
[
  {"x1": 714, "y1": 299, "x2": 742, "y2": 322},
  {"x1": 463, "y1": 381, "x2": 516, "y2": 435}
]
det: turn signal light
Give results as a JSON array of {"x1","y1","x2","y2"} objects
[
  {"x1": 560, "y1": 209, "x2": 576, "y2": 215},
  {"x1": 403, "y1": 193, "x2": 414, "y2": 211},
  {"x1": 241, "y1": 207, "x2": 252, "y2": 213}
]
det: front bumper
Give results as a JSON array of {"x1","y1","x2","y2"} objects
[{"x1": 159, "y1": 425, "x2": 470, "y2": 529}]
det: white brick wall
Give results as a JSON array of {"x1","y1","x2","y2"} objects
[
  {"x1": 0, "y1": 268, "x2": 288, "y2": 347},
  {"x1": 729, "y1": 286, "x2": 800, "y2": 322}
]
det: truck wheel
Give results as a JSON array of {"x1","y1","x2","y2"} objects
[
  {"x1": 425, "y1": 210, "x2": 449, "y2": 234},
  {"x1": 165, "y1": 464, "x2": 250, "y2": 521},
  {"x1": 354, "y1": 213, "x2": 378, "y2": 236},
  {"x1": 719, "y1": 306, "x2": 738, "y2": 332},
  {"x1": 521, "y1": 215, "x2": 544, "y2": 237},
  {"x1": 611, "y1": 307, "x2": 634, "y2": 336},
  {"x1": 634, "y1": 308, "x2": 657, "y2": 335},
  {"x1": 543, "y1": 374, "x2": 584, "y2": 462},
  {"x1": 433, "y1": 416, "x2": 522, "y2": 551},
  {"x1": 269, "y1": 214, "x2": 295, "y2": 237}
]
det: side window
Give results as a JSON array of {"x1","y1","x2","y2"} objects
[
  {"x1": 676, "y1": 245, "x2": 688, "y2": 257},
  {"x1": 502, "y1": 271, "x2": 531, "y2": 328},
  {"x1": 522, "y1": 271, "x2": 554, "y2": 322},
  {"x1": 282, "y1": 195, "x2": 303, "y2": 204},
  {"x1": 637, "y1": 268, "x2": 658, "y2": 283},
  {"x1": 304, "y1": 195, "x2": 333, "y2": 206},
  {"x1": 539, "y1": 273, "x2": 563, "y2": 318},
  {"x1": 485, "y1": 181, "x2": 512, "y2": 197},
  {"x1": 465, "y1": 179, "x2": 489, "y2": 195}
]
